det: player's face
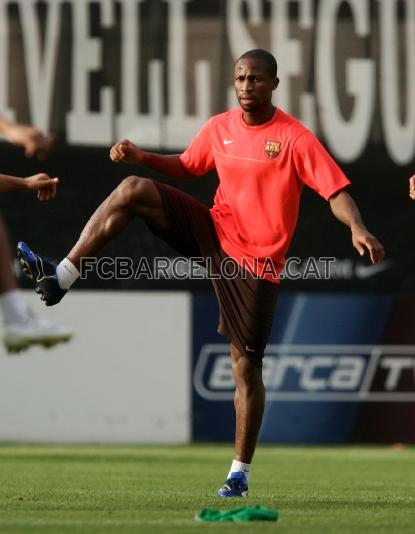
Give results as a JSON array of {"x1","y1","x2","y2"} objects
[{"x1": 234, "y1": 58, "x2": 279, "y2": 112}]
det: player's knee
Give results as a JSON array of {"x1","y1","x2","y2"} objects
[
  {"x1": 117, "y1": 176, "x2": 153, "y2": 207},
  {"x1": 232, "y1": 351, "x2": 261, "y2": 392}
]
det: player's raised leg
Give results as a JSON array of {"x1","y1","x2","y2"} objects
[
  {"x1": 218, "y1": 344, "x2": 265, "y2": 497},
  {"x1": 67, "y1": 176, "x2": 168, "y2": 267},
  {"x1": 18, "y1": 176, "x2": 167, "y2": 306}
]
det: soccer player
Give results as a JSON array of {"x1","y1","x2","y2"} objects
[
  {"x1": 409, "y1": 175, "x2": 415, "y2": 199},
  {"x1": 18, "y1": 49, "x2": 384, "y2": 495},
  {"x1": 0, "y1": 116, "x2": 73, "y2": 352}
]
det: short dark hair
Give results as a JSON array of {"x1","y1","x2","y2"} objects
[{"x1": 236, "y1": 49, "x2": 278, "y2": 78}]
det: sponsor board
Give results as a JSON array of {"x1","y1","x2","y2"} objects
[
  {"x1": 1, "y1": 0, "x2": 414, "y2": 163},
  {"x1": 194, "y1": 344, "x2": 415, "y2": 402}
]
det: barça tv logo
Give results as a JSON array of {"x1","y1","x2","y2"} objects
[{"x1": 264, "y1": 140, "x2": 281, "y2": 159}]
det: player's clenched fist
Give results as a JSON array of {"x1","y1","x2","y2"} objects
[
  {"x1": 0, "y1": 172, "x2": 59, "y2": 197},
  {"x1": 409, "y1": 175, "x2": 415, "y2": 200},
  {"x1": 25, "y1": 173, "x2": 59, "y2": 201},
  {"x1": 110, "y1": 139, "x2": 144, "y2": 165}
]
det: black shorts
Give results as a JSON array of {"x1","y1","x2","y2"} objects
[{"x1": 148, "y1": 181, "x2": 278, "y2": 367}]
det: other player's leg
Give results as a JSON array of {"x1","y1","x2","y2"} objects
[{"x1": 0, "y1": 215, "x2": 72, "y2": 351}]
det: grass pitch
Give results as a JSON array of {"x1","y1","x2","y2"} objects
[{"x1": 0, "y1": 444, "x2": 414, "y2": 533}]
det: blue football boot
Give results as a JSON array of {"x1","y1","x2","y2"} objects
[
  {"x1": 217, "y1": 472, "x2": 248, "y2": 497},
  {"x1": 17, "y1": 241, "x2": 67, "y2": 306}
]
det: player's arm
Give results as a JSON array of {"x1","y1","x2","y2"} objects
[
  {"x1": 0, "y1": 174, "x2": 28, "y2": 192},
  {"x1": 0, "y1": 172, "x2": 59, "y2": 200},
  {"x1": 0, "y1": 115, "x2": 54, "y2": 159},
  {"x1": 409, "y1": 175, "x2": 415, "y2": 199},
  {"x1": 110, "y1": 139, "x2": 196, "y2": 181},
  {"x1": 329, "y1": 189, "x2": 385, "y2": 264}
]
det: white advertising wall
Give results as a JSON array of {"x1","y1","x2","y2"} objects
[{"x1": 0, "y1": 291, "x2": 191, "y2": 443}]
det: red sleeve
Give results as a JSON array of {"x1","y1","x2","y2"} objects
[
  {"x1": 293, "y1": 131, "x2": 351, "y2": 200},
  {"x1": 179, "y1": 118, "x2": 215, "y2": 176}
]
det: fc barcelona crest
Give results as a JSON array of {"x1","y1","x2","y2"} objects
[{"x1": 264, "y1": 140, "x2": 281, "y2": 159}]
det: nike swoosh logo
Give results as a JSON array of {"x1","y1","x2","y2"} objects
[
  {"x1": 223, "y1": 139, "x2": 234, "y2": 145},
  {"x1": 355, "y1": 260, "x2": 392, "y2": 279}
]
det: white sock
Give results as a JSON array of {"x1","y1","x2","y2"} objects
[
  {"x1": 56, "y1": 258, "x2": 80, "y2": 289},
  {"x1": 0, "y1": 289, "x2": 29, "y2": 325},
  {"x1": 228, "y1": 459, "x2": 250, "y2": 483}
]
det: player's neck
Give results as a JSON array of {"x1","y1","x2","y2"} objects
[{"x1": 242, "y1": 104, "x2": 276, "y2": 126}]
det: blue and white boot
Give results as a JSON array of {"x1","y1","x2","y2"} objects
[
  {"x1": 217, "y1": 472, "x2": 248, "y2": 497},
  {"x1": 17, "y1": 241, "x2": 67, "y2": 306}
]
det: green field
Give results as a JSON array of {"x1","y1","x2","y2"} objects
[{"x1": 0, "y1": 444, "x2": 414, "y2": 533}]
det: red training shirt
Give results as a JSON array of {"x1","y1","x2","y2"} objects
[{"x1": 179, "y1": 107, "x2": 350, "y2": 283}]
